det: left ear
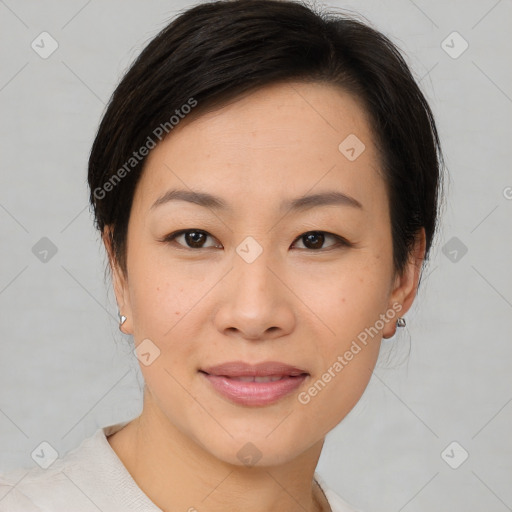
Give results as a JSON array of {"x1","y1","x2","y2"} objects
[
  {"x1": 102, "y1": 225, "x2": 134, "y2": 336},
  {"x1": 382, "y1": 227, "x2": 427, "y2": 338}
]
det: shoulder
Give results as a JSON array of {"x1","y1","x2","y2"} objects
[
  {"x1": 0, "y1": 464, "x2": 57, "y2": 512},
  {"x1": 315, "y1": 473, "x2": 364, "y2": 512},
  {"x1": 324, "y1": 487, "x2": 365, "y2": 512},
  {"x1": 0, "y1": 418, "x2": 160, "y2": 512},
  {"x1": 0, "y1": 455, "x2": 90, "y2": 512},
  {"x1": 0, "y1": 424, "x2": 127, "y2": 512}
]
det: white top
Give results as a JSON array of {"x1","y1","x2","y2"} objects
[{"x1": 0, "y1": 419, "x2": 361, "y2": 512}]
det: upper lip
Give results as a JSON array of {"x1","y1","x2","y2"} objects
[{"x1": 200, "y1": 361, "x2": 309, "y2": 377}]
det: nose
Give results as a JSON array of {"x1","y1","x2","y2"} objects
[{"x1": 213, "y1": 244, "x2": 296, "y2": 341}]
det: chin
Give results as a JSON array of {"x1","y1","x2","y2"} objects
[{"x1": 188, "y1": 421, "x2": 321, "y2": 470}]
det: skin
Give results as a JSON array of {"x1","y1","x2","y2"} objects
[{"x1": 104, "y1": 81, "x2": 426, "y2": 512}]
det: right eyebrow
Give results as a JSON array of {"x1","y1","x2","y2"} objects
[{"x1": 150, "y1": 188, "x2": 363, "y2": 213}]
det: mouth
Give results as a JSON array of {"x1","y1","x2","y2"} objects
[
  {"x1": 199, "y1": 361, "x2": 309, "y2": 406},
  {"x1": 205, "y1": 374, "x2": 303, "y2": 382}
]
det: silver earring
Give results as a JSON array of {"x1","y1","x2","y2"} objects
[
  {"x1": 118, "y1": 312, "x2": 127, "y2": 326},
  {"x1": 396, "y1": 317, "x2": 406, "y2": 328}
]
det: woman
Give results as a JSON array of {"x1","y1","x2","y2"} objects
[{"x1": 0, "y1": 0, "x2": 444, "y2": 510}]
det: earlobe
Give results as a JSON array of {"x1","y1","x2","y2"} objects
[
  {"x1": 118, "y1": 312, "x2": 129, "y2": 333},
  {"x1": 382, "y1": 316, "x2": 406, "y2": 339}
]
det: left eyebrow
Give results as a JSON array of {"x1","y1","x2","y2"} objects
[
  {"x1": 281, "y1": 191, "x2": 363, "y2": 213},
  {"x1": 150, "y1": 188, "x2": 363, "y2": 213}
]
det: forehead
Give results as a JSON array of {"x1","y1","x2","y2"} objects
[{"x1": 135, "y1": 81, "x2": 384, "y2": 214}]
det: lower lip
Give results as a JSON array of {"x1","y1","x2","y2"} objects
[{"x1": 201, "y1": 372, "x2": 308, "y2": 406}]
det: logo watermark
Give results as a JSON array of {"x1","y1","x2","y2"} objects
[
  {"x1": 93, "y1": 97, "x2": 198, "y2": 200},
  {"x1": 298, "y1": 302, "x2": 403, "y2": 405}
]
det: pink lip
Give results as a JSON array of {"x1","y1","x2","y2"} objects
[
  {"x1": 201, "y1": 360, "x2": 308, "y2": 377},
  {"x1": 200, "y1": 361, "x2": 309, "y2": 407}
]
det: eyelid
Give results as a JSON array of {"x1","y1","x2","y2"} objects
[
  {"x1": 291, "y1": 231, "x2": 350, "y2": 250},
  {"x1": 161, "y1": 229, "x2": 351, "y2": 251},
  {"x1": 161, "y1": 229, "x2": 221, "y2": 249}
]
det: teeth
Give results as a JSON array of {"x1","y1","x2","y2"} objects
[
  {"x1": 256, "y1": 376, "x2": 283, "y2": 382},
  {"x1": 228, "y1": 375, "x2": 285, "y2": 382}
]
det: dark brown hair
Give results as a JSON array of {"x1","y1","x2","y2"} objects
[{"x1": 88, "y1": 0, "x2": 444, "y2": 284}]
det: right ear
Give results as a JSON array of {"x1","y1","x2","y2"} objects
[{"x1": 102, "y1": 225, "x2": 133, "y2": 335}]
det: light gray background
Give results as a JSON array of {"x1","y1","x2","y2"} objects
[{"x1": 1, "y1": 1, "x2": 511, "y2": 511}]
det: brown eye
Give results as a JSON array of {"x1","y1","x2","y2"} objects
[
  {"x1": 162, "y1": 229, "x2": 349, "y2": 251},
  {"x1": 303, "y1": 232, "x2": 325, "y2": 249},
  {"x1": 163, "y1": 229, "x2": 221, "y2": 249},
  {"x1": 184, "y1": 231, "x2": 207, "y2": 248},
  {"x1": 292, "y1": 231, "x2": 348, "y2": 251}
]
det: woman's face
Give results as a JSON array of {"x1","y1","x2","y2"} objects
[{"x1": 109, "y1": 81, "x2": 423, "y2": 467}]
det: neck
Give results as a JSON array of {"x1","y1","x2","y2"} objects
[{"x1": 107, "y1": 395, "x2": 329, "y2": 512}]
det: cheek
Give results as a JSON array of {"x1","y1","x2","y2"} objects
[
  {"x1": 127, "y1": 256, "x2": 220, "y2": 378},
  {"x1": 300, "y1": 345, "x2": 379, "y2": 436},
  {"x1": 129, "y1": 270, "x2": 201, "y2": 391},
  {"x1": 127, "y1": 247, "x2": 202, "y2": 337},
  {"x1": 129, "y1": 276, "x2": 183, "y2": 336},
  {"x1": 302, "y1": 256, "x2": 391, "y2": 336},
  {"x1": 297, "y1": 270, "x2": 386, "y2": 428}
]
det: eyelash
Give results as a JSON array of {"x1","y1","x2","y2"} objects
[{"x1": 160, "y1": 229, "x2": 351, "y2": 252}]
